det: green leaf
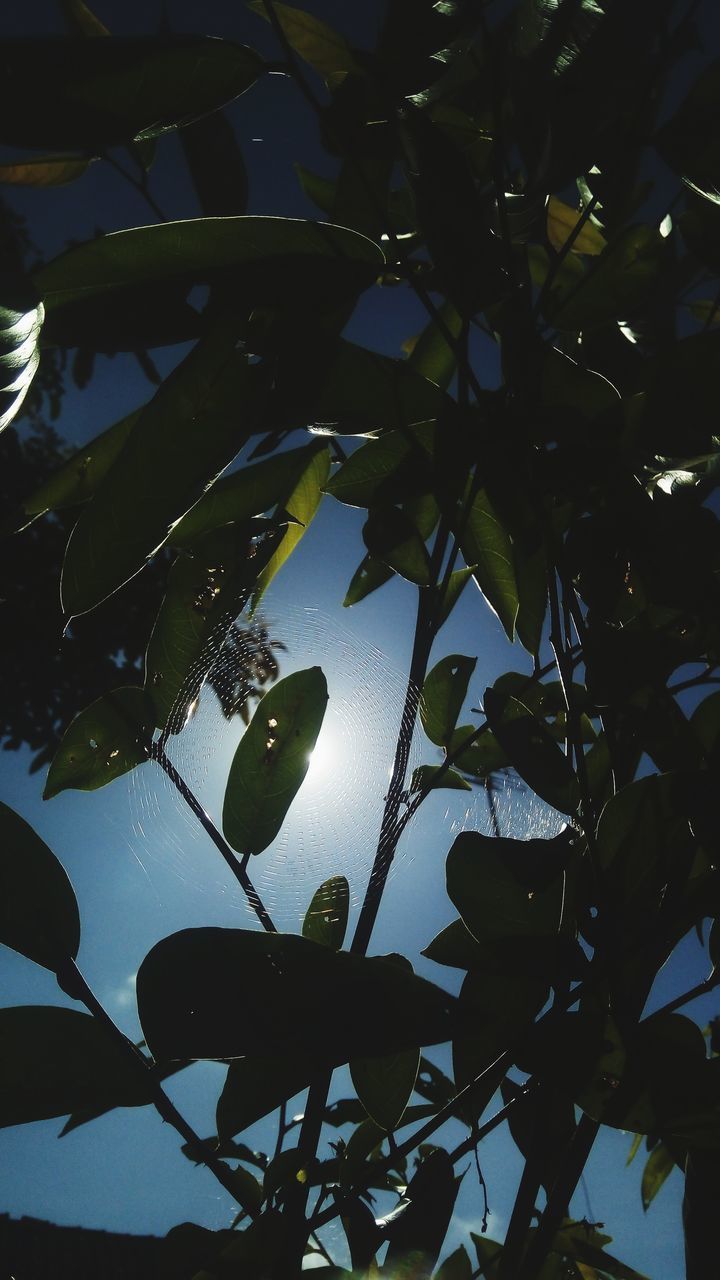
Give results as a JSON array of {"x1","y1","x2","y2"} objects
[
  {"x1": 223, "y1": 667, "x2": 329, "y2": 856},
  {"x1": 446, "y1": 831, "x2": 565, "y2": 942},
  {"x1": 44, "y1": 687, "x2": 153, "y2": 799},
  {"x1": 20, "y1": 408, "x2": 139, "y2": 519},
  {"x1": 0, "y1": 803, "x2": 80, "y2": 970},
  {"x1": 61, "y1": 322, "x2": 268, "y2": 617},
  {"x1": 641, "y1": 1142, "x2": 675, "y2": 1211},
  {"x1": 457, "y1": 488, "x2": 519, "y2": 640},
  {"x1": 437, "y1": 567, "x2": 473, "y2": 629},
  {"x1": 0, "y1": 36, "x2": 263, "y2": 151},
  {"x1": 302, "y1": 875, "x2": 349, "y2": 950},
  {"x1": 0, "y1": 154, "x2": 94, "y2": 187},
  {"x1": 325, "y1": 423, "x2": 435, "y2": 509},
  {"x1": 248, "y1": 2, "x2": 358, "y2": 79},
  {"x1": 446, "y1": 724, "x2": 508, "y2": 778},
  {"x1": 434, "y1": 1245, "x2": 473, "y2": 1280},
  {"x1": 0, "y1": 283, "x2": 44, "y2": 433},
  {"x1": 483, "y1": 686, "x2": 580, "y2": 814},
  {"x1": 421, "y1": 655, "x2": 477, "y2": 747},
  {"x1": 34, "y1": 217, "x2": 384, "y2": 348},
  {"x1": 136, "y1": 928, "x2": 460, "y2": 1064},
  {"x1": 216, "y1": 1056, "x2": 314, "y2": 1142},
  {"x1": 595, "y1": 773, "x2": 695, "y2": 909},
  {"x1": 144, "y1": 524, "x2": 280, "y2": 733},
  {"x1": 168, "y1": 442, "x2": 326, "y2": 547},
  {"x1": 251, "y1": 446, "x2": 330, "y2": 610},
  {"x1": 422, "y1": 918, "x2": 485, "y2": 970},
  {"x1": 350, "y1": 1046, "x2": 419, "y2": 1132},
  {"x1": 546, "y1": 225, "x2": 667, "y2": 332},
  {"x1": 343, "y1": 554, "x2": 394, "y2": 607},
  {"x1": 363, "y1": 506, "x2": 430, "y2": 586},
  {"x1": 409, "y1": 765, "x2": 472, "y2": 794},
  {"x1": 0, "y1": 1006, "x2": 151, "y2": 1127},
  {"x1": 407, "y1": 301, "x2": 463, "y2": 391}
]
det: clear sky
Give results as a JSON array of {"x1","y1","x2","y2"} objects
[{"x1": 1, "y1": 3, "x2": 718, "y2": 1277}]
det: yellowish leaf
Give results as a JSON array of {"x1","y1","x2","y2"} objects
[
  {"x1": 61, "y1": 0, "x2": 110, "y2": 36},
  {"x1": 689, "y1": 298, "x2": 720, "y2": 327},
  {"x1": 0, "y1": 156, "x2": 94, "y2": 188},
  {"x1": 547, "y1": 196, "x2": 606, "y2": 255},
  {"x1": 249, "y1": 1, "x2": 358, "y2": 80}
]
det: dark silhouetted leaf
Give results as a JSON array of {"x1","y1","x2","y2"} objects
[
  {"x1": 363, "y1": 505, "x2": 430, "y2": 585},
  {"x1": 351, "y1": 1046, "x2": 419, "y2": 1133},
  {"x1": 0, "y1": 1006, "x2": 150, "y2": 1126},
  {"x1": 223, "y1": 667, "x2": 328, "y2": 855},
  {"x1": 325, "y1": 423, "x2": 435, "y2": 509},
  {"x1": 21, "y1": 408, "x2": 139, "y2": 520},
  {"x1": 0, "y1": 802, "x2": 80, "y2": 970},
  {"x1": 249, "y1": 2, "x2": 358, "y2": 80},
  {"x1": 422, "y1": 918, "x2": 485, "y2": 971},
  {"x1": 44, "y1": 687, "x2": 153, "y2": 799},
  {"x1": 382, "y1": 1148, "x2": 459, "y2": 1278},
  {"x1": 483, "y1": 686, "x2": 580, "y2": 813},
  {"x1": 216, "y1": 1056, "x2": 313, "y2": 1142},
  {"x1": 136, "y1": 928, "x2": 459, "y2": 1064},
  {"x1": 446, "y1": 830, "x2": 565, "y2": 941},
  {"x1": 435, "y1": 1245, "x2": 473, "y2": 1280},
  {"x1": 421, "y1": 654, "x2": 477, "y2": 748},
  {"x1": 302, "y1": 875, "x2": 349, "y2": 950}
]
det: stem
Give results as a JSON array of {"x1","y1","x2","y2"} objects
[
  {"x1": 103, "y1": 151, "x2": 169, "y2": 222},
  {"x1": 649, "y1": 970, "x2": 720, "y2": 1019},
  {"x1": 57, "y1": 957, "x2": 259, "y2": 1218},
  {"x1": 517, "y1": 1115, "x2": 599, "y2": 1280}
]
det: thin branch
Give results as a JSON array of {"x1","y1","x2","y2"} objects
[
  {"x1": 102, "y1": 151, "x2": 169, "y2": 222},
  {"x1": 516, "y1": 1114, "x2": 599, "y2": 1280},
  {"x1": 649, "y1": 970, "x2": 720, "y2": 1020}
]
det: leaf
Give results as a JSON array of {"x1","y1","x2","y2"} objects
[
  {"x1": 483, "y1": 686, "x2": 580, "y2": 814},
  {"x1": 168, "y1": 442, "x2": 326, "y2": 547},
  {"x1": 136, "y1": 928, "x2": 460, "y2": 1063},
  {"x1": 446, "y1": 724, "x2": 508, "y2": 779},
  {"x1": 546, "y1": 225, "x2": 667, "y2": 332},
  {"x1": 407, "y1": 301, "x2": 463, "y2": 391},
  {"x1": 44, "y1": 687, "x2": 153, "y2": 799},
  {"x1": 325, "y1": 423, "x2": 435, "y2": 509},
  {"x1": 382, "y1": 1149, "x2": 459, "y2": 1278},
  {"x1": 0, "y1": 36, "x2": 263, "y2": 151},
  {"x1": 595, "y1": 773, "x2": 695, "y2": 909},
  {"x1": 34, "y1": 217, "x2": 384, "y2": 348},
  {"x1": 362, "y1": 506, "x2": 430, "y2": 586},
  {"x1": 60, "y1": 322, "x2": 268, "y2": 617},
  {"x1": 410, "y1": 765, "x2": 472, "y2": 793},
  {"x1": 438, "y1": 567, "x2": 473, "y2": 628},
  {"x1": 0, "y1": 1006, "x2": 150, "y2": 1127},
  {"x1": 144, "y1": 524, "x2": 280, "y2": 733},
  {"x1": 457, "y1": 488, "x2": 519, "y2": 640},
  {"x1": 0, "y1": 154, "x2": 94, "y2": 187},
  {"x1": 20, "y1": 408, "x2": 139, "y2": 520},
  {"x1": 641, "y1": 1142, "x2": 675, "y2": 1211},
  {"x1": 0, "y1": 802, "x2": 80, "y2": 970},
  {"x1": 656, "y1": 58, "x2": 720, "y2": 206},
  {"x1": 470, "y1": 1234, "x2": 503, "y2": 1280},
  {"x1": 434, "y1": 1245, "x2": 473, "y2": 1280},
  {"x1": 249, "y1": 2, "x2": 359, "y2": 80},
  {"x1": 446, "y1": 831, "x2": 565, "y2": 942},
  {"x1": 251, "y1": 446, "x2": 330, "y2": 609},
  {"x1": 0, "y1": 282, "x2": 44, "y2": 433},
  {"x1": 216, "y1": 1056, "x2": 314, "y2": 1141},
  {"x1": 343, "y1": 554, "x2": 394, "y2": 607},
  {"x1": 61, "y1": 0, "x2": 111, "y2": 37},
  {"x1": 421, "y1": 918, "x2": 485, "y2": 970},
  {"x1": 302, "y1": 876, "x2": 349, "y2": 950},
  {"x1": 421, "y1": 655, "x2": 477, "y2": 748},
  {"x1": 223, "y1": 667, "x2": 329, "y2": 855},
  {"x1": 546, "y1": 197, "x2": 607, "y2": 255},
  {"x1": 351, "y1": 1046, "x2": 419, "y2": 1132}
]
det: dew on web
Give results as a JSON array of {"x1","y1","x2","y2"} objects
[{"x1": 124, "y1": 597, "x2": 425, "y2": 929}]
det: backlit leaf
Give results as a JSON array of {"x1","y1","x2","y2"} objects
[
  {"x1": 421, "y1": 654, "x2": 477, "y2": 747},
  {"x1": 351, "y1": 1046, "x2": 419, "y2": 1132},
  {"x1": 44, "y1": 687, "x2": 153, "y2": 799},
  {"x1": 546, "y1": 196, "x2": 606, "y2": 255},
  {"x1": 409, "y1": 765, "x2": 472, "y2": 793},
  {"x1": 483, "y1": 686, "x2": 580, "y2": 813},
  {"x1": 0, "y1": 802, "x2": 80, "y2": 970},
  {"x1": 223, "y1": 667, "x2": 328, "y2": 856},
  {"x1": 249, "y1": 1, "x2": 358, "y2": 79},
  {"x1": 343, "y1": 554, "x2": 394, "y2": 607},
  {"x1": 0, "y1": 154, "x2": 93, "y2": 187},
  {"x1": 0, "y1": 283, "x2": 44, "y2": 433},
  {"x1": 251, "y1": 446, "x2": 330, "y2": 609},
  {"x1": 457, "y1": 488, "x2": 518, "y2": 640},
  {"x1": 136, "y1": 927, "x2": 460, "y2": 1063},
  {"x1": 641, "y1": 1142, "x2": 675, "y2": 1211},
  {"x1": 406, "y1": 300, "x2": 463, "y2": 391},
  {"x1": 302, "y1": 875, "x2": 349, "y2": 950},
  {"x1": 363, "y1": 506, "x2": 431, "y2": 585},
  {"x1": 21, "y1": 408, "x2": 139, "y2": 519}
]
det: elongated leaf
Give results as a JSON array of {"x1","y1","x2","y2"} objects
[
  {"x1": 325, "y1": 423, "x2": 435, "y2": 509},
  {"x1": 0, "y1": 154, "x2": 93, "y2": 187},
  {"x1": 446, "y1": 831, "x2": 565, "y2": 942},
  {"x1": 641, "y1": 1142, "x2": 675, "y2": 1211},
  {"x1": 410, "y1": 765, "x2": 472, "y2": 793},
  {"x1": 351, "y1": 1046, "x2": 419, "y2": 1132},
  {"x1": 0, "y1": 1006, "x2": 150, "y2": 1127},
  {"x1": 249, "y1": 2, "x2": 358, "y2": 79},
  {"x1": 0, "y1": 37, "x2": 263, "y2": 151},
  {"x1": 223, "y1": 667, "x2": 328, "y2": 855},
  {"x1": 421, "y1": 655, "x2": 477, "y2": 748},
  {"x1": 343, "y1": 554, "x2": 393, "y2": 607},
  {"x1": 21, "y1": 409, "x2": 140, "y2": 520},
  {"x1": 216, "y1": 1056, "x2": 314, "y2": 1141},
  {"x1": 457, "y1": 488, "x2": 518, "y2": 640},
  {"x1": 363, "y1": 506, "x2": 430, "y2": 586},
  {"x1": 0, "y1": 803, "x2": 80, "y2": 970},
  {"x1": 0, "y1": 285, "x2": 44, "y2": 433},
  {"x1": 546, "y1": 196, "x2": 606, "y2": 255},
  {"x1": 34, "y1": 218, "x2": 383, "y2": 344},
  {"x1": 382, "y1": 1149, "x2": 459, "y2": 1278},
  {"x1": 61, "y1": 322, "x2": 267, "y2": 616},
  {"x1": 168, "y1": 442, "x2": 325, "y2": 547},
  {"x1": 302, "y1": 876, "x2": 349, "y2": 950},
  {"x1": 406, "y1": 300, "x2": 463, "y2": 391},
  {"x1": 435, "y1": 1246, "x2": 473, "y2": 1280},
  {"x1": 136, "y1": 928, "x2": 460, "y2": 1063},
  {"x1": 483, "y1": 686, "x2": 580, "y2": 813},
  {"x1": 144, "y1": 523, "x2": 279, "y2": 732},
  {"x1": 251, "y1": 446, "x2": 330, "y2": 609},
  {"x1": 44, "y1": 687, "x2": 153, "y2": 799}
]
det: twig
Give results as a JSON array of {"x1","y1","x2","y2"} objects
[
  {"x1": 649, "y1": 970, "x2": 720, "y2": 1020},
  {"x1": 102, "y1": 152, "x2": 169, "y2": 223}
]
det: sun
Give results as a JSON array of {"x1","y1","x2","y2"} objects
[{"x1": 304, "y1": 722, "x2": 340, "y2": 788}]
